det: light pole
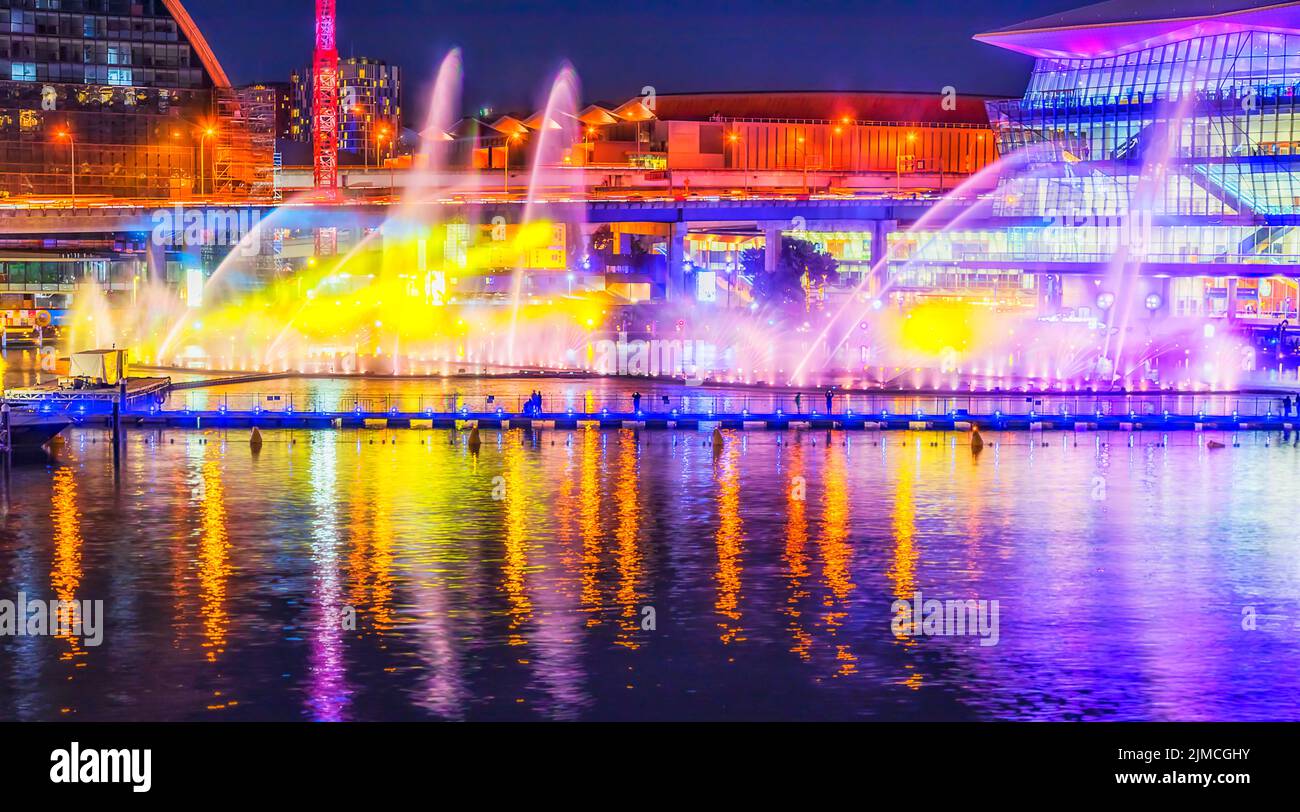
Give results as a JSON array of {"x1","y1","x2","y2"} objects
[
  {"x1": 387, "y1": 127, "x2": 395, "y2": 195},
  {"x1": 356, "y1": 105, "x2": 369, "y2": 170},
  {"x1": 200, "y1": 126, "x2": 215, "y2": 197},
  {"x1": 728, "y1": 130, "x2": 745, "y2": 193},
  {"x1": 798, "y1": 135, "x2": 807, "y2": 196},
  {"x1": 839, "y1": 116, "x2": 852, "y2": 172},
  {"x1": 55, "y1": 130, "x2": 75, "y2": 203},
  {"x1": 896, "y1": 131, "x2": 917, "y2": 195},
  {"x1": 503, "y1": 133, "x2": 520, "y2": 194},
  {"x1": 376, "y1": 124, "x2": 392, "y2": 195}
]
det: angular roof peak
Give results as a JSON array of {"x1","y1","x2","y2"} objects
[{"x1": 976, "y1": 0, "x2": 1300, "y2": 58}]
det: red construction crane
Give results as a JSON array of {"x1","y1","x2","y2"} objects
[{"x1": 312, "y1": 0, "x2": 339, "y2": 201}]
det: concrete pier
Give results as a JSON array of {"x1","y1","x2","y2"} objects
[{"x1": 57, "y1": 408, "x2": 1299, "y2": 432}]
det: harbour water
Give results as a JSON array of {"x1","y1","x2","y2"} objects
[{"x1": 2, "y1": 395, "x2": 1300, "y2": 720}]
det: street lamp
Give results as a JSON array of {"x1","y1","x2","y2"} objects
[
  {"x1": 727, "y1": 130, "x2": 747, "y2": 192},
  {"x1": 199, "y1": 126, "x2": 216, "y2": 197},
  {"x1": 836, "y1": 116, "x2": 852, "y2": 171},
  {"x1": 504, "y1": 132, "x2": 521, "y2": 194},
  {"x1": 375, "y1": 124, "x2": 392, "y2": 194},
  {"x1": 54, "y1": 130, "x2": 75, "y2": 203},
  {"x1": 798, "y1": 135, "x2": 807, "y2": 195},
  {"x1": 896, "y1": 131, "x2": 917, "y2": 195}
]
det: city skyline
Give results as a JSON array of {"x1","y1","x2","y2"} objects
[
  {"x1": 0, "y1": 1, "x2": 1297, "y2": 782},
  {"x1": 187, "y1": 0, "x2": 1065, "y2": 121}
]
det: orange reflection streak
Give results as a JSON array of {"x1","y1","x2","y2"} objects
[
  {"x1": 367, "y1": 452, "x2": 395, "y2": 635},
  {"x1": 714, "y1": 438, "x2": 745, "y2": 645},
  {"x1": 819, "y1": 440, "x2": 857, "y2": 675},
  {"x1": 783, "y1": 443, "x2": 812, "y2": 661},
  {"x1": 197, "y1": 455, "x2": 231, "y2": 663},
  {"x1": 501, "y1": 429, "x2": 533, "y2": 644},
  {"x1": 50, "y1": 467, "x2": 85, "y2": 665},
  {"x1": 345, "y1": 495, "x2": 373, "y2": 618},
  {"x1": 888, "y1": 446, "x2": 923, "y2": 689},
  {"x1": 554, "y1": 431, "x2": 578, "y2": 558},
  {"x1": 577, "y1": 427, "x2": 604, "y2": 626},
  {"x1": 612, "y1": 429, "x2": 642, "y2": 649}
]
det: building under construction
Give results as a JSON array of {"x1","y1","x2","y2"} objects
[{"x1": 0, "y1": 0, "x2": 272, "y2": 201}]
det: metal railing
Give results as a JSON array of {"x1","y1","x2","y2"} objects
[
  {"x1": 114, "y1": 390, "x2": 1299, "y2": 419},
  {"x1": 963, "y1": 251, "x2": 1300, "y2": 266}
]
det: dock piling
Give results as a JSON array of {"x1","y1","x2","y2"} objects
[{"x1": 1, "y1": 401, "x2": 11, "y2": 471}]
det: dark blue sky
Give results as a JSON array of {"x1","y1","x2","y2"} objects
[{"x1": 187, "y1": 0, "x2": 1082, "y2": 121}]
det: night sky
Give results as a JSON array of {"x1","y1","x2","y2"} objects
[{"x1": 186, "y1": 0, "x2": 1083, "y2": 122}]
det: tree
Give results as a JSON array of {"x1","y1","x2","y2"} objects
[
  {"x1": 741, "y1": 236, "x2": 838, "y2": 313},
  {"x1": 589, "y1": 225, "x2": 651, "y2": 271}
]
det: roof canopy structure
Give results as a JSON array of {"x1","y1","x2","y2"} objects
[
  {"x1": 975, "y1": 0, "x2": 1300, "y2": 59},
  {"x1": 489, "y1": 116, "x2": 530, "y2": 137},
  {"x1": 576, "y1": 105, "x2": 621, "y2": 126},
  {"x1": 476, "y1": 90, "x2": 994, "y2": 138},
  {"x1": 644, "y1": 91, "x2": 992, "y2": 125},
  {"x1": 161, "y1": 0, "x2": 231, "y2": 88}
]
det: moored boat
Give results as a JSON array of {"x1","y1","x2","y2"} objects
[{"x1": 5, "y1": 409, "x2": 73, "y2": 446}]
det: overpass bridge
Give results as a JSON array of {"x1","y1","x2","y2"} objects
[
  {"x1": 7, "y1": 193, "x2": 1300, "y2": 306},
  {"x1": 0, "y1": 194, "x2": 973, "y2": 237},
  {"x1": 0, "y1": 195, "x2": 975, "y2": 292}
]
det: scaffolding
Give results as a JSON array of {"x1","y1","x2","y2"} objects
[{"x1": 212, "y1": 87, "x2": 276, "y2": 200}]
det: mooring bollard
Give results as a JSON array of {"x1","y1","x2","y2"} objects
[
  {"x1": 1, "y1": 401, "x2": 11, "y2": 468},
  {"x1": 111, "y1": 397, "x2": 122, "y2": 469}
]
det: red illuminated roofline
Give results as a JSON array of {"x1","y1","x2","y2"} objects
[{"x1": 160, "y1": 0, "x2": 231, "y2": 89}]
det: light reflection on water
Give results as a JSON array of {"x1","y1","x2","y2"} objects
[{"x1": 2, "y1": 426, "x2": 1300, "y2": 721}]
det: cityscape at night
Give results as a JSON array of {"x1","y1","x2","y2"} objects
[{"x1": 0, "y1": 0, "x2": 1295, "y2": 789}]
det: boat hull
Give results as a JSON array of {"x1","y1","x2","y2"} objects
[{"x1": 6, "y1": 414, "x2": 73, "y2": 447}]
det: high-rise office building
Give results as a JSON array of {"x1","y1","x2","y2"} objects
[
  {"x1": 290, "y1": 56, "x2": 400, "y2": 164},
  {"x1": 0, "y1": 0, "x2": 265, "y2": 199}
]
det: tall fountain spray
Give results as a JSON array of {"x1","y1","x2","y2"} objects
[{"x1": 506, "y1": 63, "x2": 582, "y2": 368}]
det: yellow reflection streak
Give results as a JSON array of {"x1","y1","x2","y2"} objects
[
  {"x1": 578, "y1": 428, "x2": 604, "y2": 626},
  {"x1": 501, "y1": 429, "x2": 533, "y2": 644},
  {"x1": 367, "y1": 451, "x2": 396, "y2": 635},
  {"x1": 345, "y1": 496, "x2": 373, "y2": 619},
  {"x1": 197, "y1": 455, "x2": 231, "y2": 663},
  {"x1": 783, "y1": 443, "x2": 812, "y2": 661},
  {"x1": 613, "y1": 429, "x2": 643, "y2": 649},
  {"x1": 554, "y1": 430, "x2": 578, "y2": 564},
  {"x1": 819, "y1": 440, "x2": 857, "y2": 676},
  {"x1": 50, "y1": 467, "x2": 85, "y2": 666},
  {"x1": 714, "y1": 439, "x2": 745, "y2": 645},
  {"x1": 888, "y1": 446, "x2": 923, "y2": 689}
]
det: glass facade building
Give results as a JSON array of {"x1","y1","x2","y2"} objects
[
  {"x1": 0, "y1": 0, "x2": 258, "y2": 199},
  {"x1": 895, "y1": 1, "x2": 1300, "y2": 322}
]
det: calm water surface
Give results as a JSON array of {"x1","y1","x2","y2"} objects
[{"x1": 2, "y1": 419, "x2": 1300, "y2": 721}]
